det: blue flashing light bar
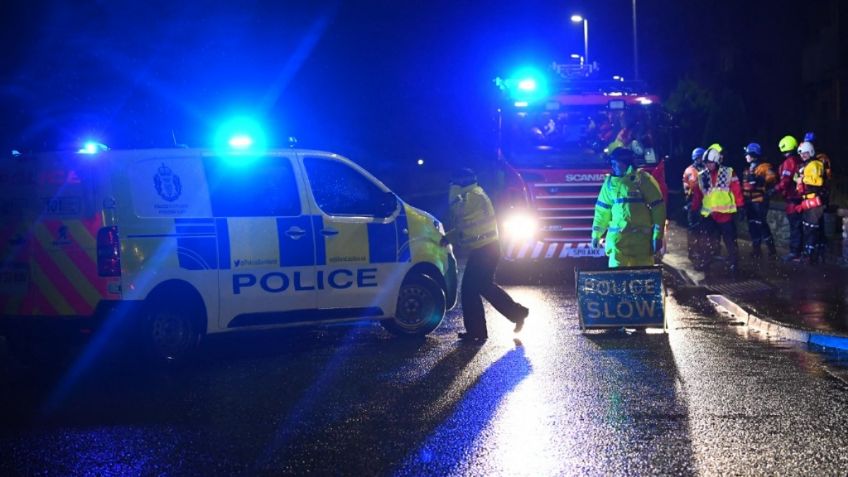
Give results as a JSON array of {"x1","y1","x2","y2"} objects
[
  {"x1": 78, "y1": 141, "x2": 108, "y2": 154},
  {"x1": 228, "y1": 135, "x2": 254, "y2": 149},
  {"x1": 213, "y1": 116, "x2": 268, "y2": 154},
  {"x1": 517, "y1": 78, "x2": 537, "y2": 91}
]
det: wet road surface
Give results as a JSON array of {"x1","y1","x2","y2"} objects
[{"x1": 1, "y1": 272, "x2": 848, "y2": 475}]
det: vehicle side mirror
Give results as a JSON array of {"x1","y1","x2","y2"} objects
[{"x1": 378, "y1": 191, "x2": 399, "y2": 217}]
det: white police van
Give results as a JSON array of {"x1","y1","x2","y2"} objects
[{"x1": 0, "y1": 146, "x2": 457, "y2": 361}]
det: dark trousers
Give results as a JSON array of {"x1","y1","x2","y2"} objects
[
  {"x1": 686, "y1": 205, "x2": 703, "y2": 262},
  {"x1": 802, "y1": 206, "x2": 825, "y2": 260},
  {"x1": 745, "y1": 201, "x2": 775, "y2": 254},
  {"x1": 461, "y1": 241, "x2": 522, "y2": 338},
  {"x1": 787, "y1": 212, "x2": 803, "y2": 256},
  {"x1": 703, "y1": 217, "x2": 739, "y2": 268}
]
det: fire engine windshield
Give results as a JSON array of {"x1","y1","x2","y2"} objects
[{"x1": 501, "y1": 104, "x2": 661, "y2": 169}]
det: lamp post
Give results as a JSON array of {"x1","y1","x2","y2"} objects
[
  {"x1": 632, "y1": 0, "x2": 639, "y2": 80},
  {"x1": 570, "y1": 14, "x2": 589, "y2": 68}
]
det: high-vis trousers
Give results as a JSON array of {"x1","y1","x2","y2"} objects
[{"x1": 605, "y1": 230, "x2": 654, "y2": 268}]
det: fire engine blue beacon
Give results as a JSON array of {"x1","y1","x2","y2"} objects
[
  {"x1": 78, "y1": 141, "x2": 109, "y2": 155},
  {"x1": 497, "y1": 66, "x2": 550, "y2": 103},
  {"x1": 575, "y1": 266, "x2": 665, "y2": 330}
]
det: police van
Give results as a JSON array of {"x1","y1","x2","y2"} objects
[{"x1": 0, "y1": 146, "x2": 457, "y2": 360}]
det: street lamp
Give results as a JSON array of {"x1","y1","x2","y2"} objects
[
  {"x1": 632, "y1": 0, "x2": 639, "y2": 80},
  {"x1": 570, "y1": 14, "x2": 589, "y2": 68}
]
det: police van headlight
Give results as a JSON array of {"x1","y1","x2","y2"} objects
[{"x1": 502, "y1": 212, "x2": 537, "y2": 240}]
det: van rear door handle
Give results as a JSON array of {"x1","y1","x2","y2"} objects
[
  {"x1": 285, "y1": 226, "x2": 306, "y2": 239},
  {"x1": 321, "y1": 228, "x2": 339, "y2": 237}
]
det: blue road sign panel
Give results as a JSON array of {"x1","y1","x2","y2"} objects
[{"x1": 576, "y1": 266, "x2": 665, "y2": 329}]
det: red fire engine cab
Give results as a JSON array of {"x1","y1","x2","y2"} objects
[{"x1": 492, "y1": 64, "x2": 668, "y2": 266}]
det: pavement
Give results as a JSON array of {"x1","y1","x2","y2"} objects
[{"x1": 662, "y1": 219, "x2": 848, "y2": 352}]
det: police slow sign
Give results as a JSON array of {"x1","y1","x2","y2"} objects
[{"x1": 576, "y1": 266, "x2": 665, "y2": 329}]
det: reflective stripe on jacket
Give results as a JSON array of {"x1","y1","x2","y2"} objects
[
  {"x1": 592, "y1": 166, "x2": 666, "y2": 242},
  {"x1": 445, "y1": 183, "x2": 499, "y2": 250}
]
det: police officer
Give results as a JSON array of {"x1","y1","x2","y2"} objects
[
  {"x1": 683, "y1": 147, "x2": 706, "y2": 263},
  {"x1": 741, "y1": 142, "x2": 777, "y2": 258},
  {"x1": 591, "y1": 147, "x2": 666, "y2": 268},
  {"x1": 691, "y1": 144, "x2": 744, "y2": 274},
  {"x1": 795, "y1": 141, "x2": 826, "y2": 263},
  {"x1": 442, "y1": 168, "x2": 529, "y2": 343},
  {"x1": 775, "y1": 135, "x2": 803, "y2": 261}
]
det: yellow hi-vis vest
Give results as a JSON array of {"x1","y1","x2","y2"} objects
[
  {"x1": 445, "y1": 183, "x2": 499, "y2": 250},
  {"x1": 699, "y1": 166, "x2": 737, "y2": 216}
]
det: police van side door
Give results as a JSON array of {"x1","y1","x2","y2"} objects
[
  {"x1": 301, "y1": 154, "x2": 403, "y2": 316},
  {"x1": 205, "y1": 154, "x2": 317, "y2": 329}
]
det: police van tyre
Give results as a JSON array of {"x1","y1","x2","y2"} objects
[
  {"x1": 144, "y1": 293, "x2": 203, "y2": 363},
  {"x1": 383, "y1": 274, "x2": 446, "y2": 336}
]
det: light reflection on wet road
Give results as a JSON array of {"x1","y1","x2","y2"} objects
[{"x1": 1, "y1": 277, "x2": 848, "y2": 475}]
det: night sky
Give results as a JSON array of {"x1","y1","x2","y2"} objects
[{"x1": 1, "y1": 0, "x2": 843, "y2": 189}]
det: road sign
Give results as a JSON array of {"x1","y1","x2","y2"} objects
[{"x1": 576, "y1": 266, "x2": 665, "y2": 330}]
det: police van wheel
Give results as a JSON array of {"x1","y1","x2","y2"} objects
[
  {"x1": 146, "y1": 307, "x2": 201, "y2": 363},
  {"x1": 383, "y1": 274, "x2": 446, "y2": 336}
]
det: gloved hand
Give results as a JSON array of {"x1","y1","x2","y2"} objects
[
  {"x1": 652, "y1": 237, "x2": 660, "y2": 254},
  {"x1": 794, "y1": 204, "x2": 805, "y2": 214},
  {"x1": 591, "y1": 238, "x2": 601, "y2": 249}
]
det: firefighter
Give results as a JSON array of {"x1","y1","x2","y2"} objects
[
  {"x1": 795, "y1": 141, "x2": 826, "y2": 263},
  {"x1": 804, "y1": 131, "x2": 832, "y2": 261},
  {"x1": 591, "y1": 147, "x2": 666, "y2": 268},
  {"x1": 683, "y1": 147, "x2": 706, "y2": 263},
  {"x1": 741, "y1": 142, "x2": 778, "y2": 258},
  {"x1": 442, "y1": 168, "x2": 529, "y2": 344},
  {"x1": 774, "y1": 135, "x2": 803, "y2": 261},
  {"x1": 691, "y1": 144, "x2": 744, "y2": 274}
]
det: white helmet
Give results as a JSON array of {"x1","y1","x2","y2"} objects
[
  {"x1": 703, "y1": 148, "x2": 722, "y2": 164},
  {"x1": 797, "y1": 141, "x2": 815, "y2": 157}
]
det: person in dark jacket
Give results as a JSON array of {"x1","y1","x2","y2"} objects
[{"x1": 741, "y1": 142, "x2": 777, "y2": 258}]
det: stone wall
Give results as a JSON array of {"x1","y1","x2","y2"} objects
[{"x1": 762, "y1": 202, "x2": 843, "y2": 248}]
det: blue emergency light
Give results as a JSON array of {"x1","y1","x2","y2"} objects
[
  {"x1": 78, "y1": 141, "x2": 108, "y2": 154},
  {"x1": 517, "y1": 78, "x2": 537, "y2": 92},
  {"x1": 228, "y1": 135, "x2": 254, "y2": 149},
  {"x1": 214, "y1": 116, "x2": 268, "y2": 154},
  {"x1": 504, "y1": 67, "x2": 549, "y2": 103}
]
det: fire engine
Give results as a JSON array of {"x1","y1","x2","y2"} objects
[{"x1": 492, "y1": 63, "x2": 669, "y2": 266}]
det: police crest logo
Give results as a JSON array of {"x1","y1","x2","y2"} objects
[{"x1": 154, "y1": 163, "x2": 182, "y2": 202}]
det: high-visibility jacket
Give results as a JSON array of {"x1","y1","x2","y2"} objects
[
  {"x1": 592, "y1": 166, "x2": 666, "y2": 267},
  {"x1": 445, "y1": 183, "x2": 499, "y2": 250},
  {"x1": 697, "y1": 166, "x2": 741, "y2": 217},
  {"x1": 742, "y1": 161, "x2": 777, "y2": 203},
  {"x1": 796, "y1": 159, "x2": 825, "y2": 212}
]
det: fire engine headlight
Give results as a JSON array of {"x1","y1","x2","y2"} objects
[{"x1": 502, "y1": 213, "x2": 537, "y2": 240}]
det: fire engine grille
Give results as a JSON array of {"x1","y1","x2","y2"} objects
[{"x1": 530, "y1": 181, "x2": 604, "y2": 241}]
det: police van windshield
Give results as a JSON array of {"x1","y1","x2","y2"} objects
[{"x1": 501, "y1": 104, "x2": 660, "y2": 169}]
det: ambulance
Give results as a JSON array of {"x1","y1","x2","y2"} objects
[{"x1": 0, "y1": 145, "x2": 457, "y2": 361}]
